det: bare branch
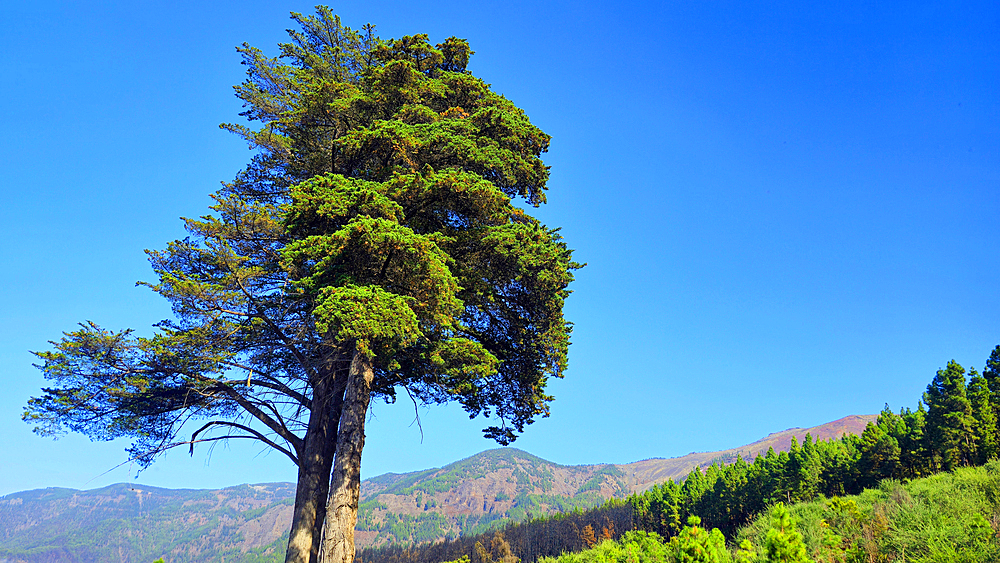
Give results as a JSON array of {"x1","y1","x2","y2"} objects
[
  {"x1": 183, "y1": 376, "x2": 304, "y2": 455},
  {"x1": 216, "y1": 360, "x2": 310, "y2": 407},
  {"x1": 190, "y1": 420, "x2": 298, "y2": 464},
  {"x1": 404, "y1": 386, "x2": 424, "y2": 444},
  {"x1": 231, "y1": 271, "x2": 320, "y2": 381}
]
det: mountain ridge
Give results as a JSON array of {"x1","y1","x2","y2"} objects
[{"x1": 0, "y1": 414, "x2": 876, "y2": 561}]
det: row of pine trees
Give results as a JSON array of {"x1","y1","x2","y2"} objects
[
  {"x1": 360, "y1": 346, "x2": 1000, "y2": 563},
  {"x1": 633, "y1": 345, "x2": 1000, "y2": 538}
]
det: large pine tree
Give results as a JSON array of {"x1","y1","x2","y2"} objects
[{"x1": 24, "y1": 9, "x2": 577, "y2": 563}]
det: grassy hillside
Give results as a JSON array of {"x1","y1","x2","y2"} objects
[
  {"x1": 736, "y1": 460, "x2": 1000, "y2": 562},
  {"x1": 531, "y1": 461, "x2": 1000, "y2": 562}
]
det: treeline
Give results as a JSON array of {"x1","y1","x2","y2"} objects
[
  {"x1": 358, "y1": 503, "x2": 633, "y2": 563},
  {"x1": 359, "y1": 345, "x2": 1000, "y2": 563}
]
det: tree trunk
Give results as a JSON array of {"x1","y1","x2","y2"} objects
[
  {"x1": 285, "y1": 366, "x2": 347, "y2": 563},
  {"x1": 320, "y1": 349, "x2": 374, "y2": 563}
]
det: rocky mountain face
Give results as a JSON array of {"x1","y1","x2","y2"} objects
[{"x1": 0, "y1": 415, "x2": 875, "y2": 561}]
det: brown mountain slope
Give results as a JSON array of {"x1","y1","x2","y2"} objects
[
  {"x1": 616, "y1": 414, "x2": 878, "y2": 492},
  {"x1": 355, "y1": 414, "x2": 876, "y2": 546}
]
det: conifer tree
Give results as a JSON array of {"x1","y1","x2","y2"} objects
[
  {"x1": 967, "y1": 368, "x2": 998, "y2": 463},
  {"x1": 762, "y1": 504, "x2": 811, "y2": 563},
  {"x1": 23, "y1": 9, "x2": 576, "y2": 563},
  {"x1": 856, "y1": 417, "x2": 901, "y2": 488},
  {"x1": 982, "y1": 345, "x2": 1000, "y2": 438},
  {"x1": 924, "y1": 361, "x2": 977, "y2": 470},
  {"x1": 898, "y1": 403, "x2": 928, "y2": 478},
  {"x1": 668, "y1": 516, "x2": 731, "y2": 563}
]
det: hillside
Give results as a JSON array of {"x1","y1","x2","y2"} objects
[
  {"x1": 528, "y1": 461, "x2": 1000, "y2": 563},
  {"x1": 0, "y1": 482, "x2": 294, "y2": 562},
  {"x1": 736, "y1": 460, "x2": 1000, "y2": 560},
  {"x1": 0, "y1": 415, "x2": 874, "y2": 561},
  {"x1": 356, "y1": 414, "x2": 876, "y2": 546},
  {"x1": 619, "y1": 414, "x2": 877, "y2": 491}
]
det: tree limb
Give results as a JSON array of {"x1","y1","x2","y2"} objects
[{"x1": 190, "y1": 420, "x2": 299, "y2": 464}]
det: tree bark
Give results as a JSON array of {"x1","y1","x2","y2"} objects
[
  {"x1": 285, "y1": 366, "x2": 346, "y2": 563},
  {"x1": 320, "y1": 349, "x2": 374, "y2": 563}
]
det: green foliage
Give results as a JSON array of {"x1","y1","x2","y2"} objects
[
  {"x1": 377, "y1": 463, "x2": 487, "y2": 497},
  {"x1": 736, "y1": 463, "x2": 1000, "y2": 562},
  {"x1": 24, "y1": 8, "x2": 577, "y2": 498},
  {"x1": 538, "y1": 531, "x2": 673, "y2": 563},
  {"x1": 378, "y1": 511, "x2": 452, "y2": 545},
  {"x1": 463, "y1": 513, "x2": 510, "y2": 537},
  {"x1": 982, "y1": 345, "x2": 1000, "y2": 413},
  {"x1": 968, "y1": 368, "x2": 998, "y2": 463},
  {"x1": 576, "y1": 467, "x2": 625, "y2": 496},
  {"x1": 924, "y1": 360, "x2": 977, "y2": 470},
  {"x1": 534, "y1": 526, "x2": 737, "y2": 563},
  {"x1": 855, "y1": 410, "x2": 901, "y2": 489},
  {"x1": 667, "y1": 516, "x2": 731, "y2": 563},
  {"x1": 760, "y1": 504, "x2": 811, "y2": 563}
]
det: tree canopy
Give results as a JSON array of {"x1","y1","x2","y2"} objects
[{"x1": 24, "y1": 8, "x2": 577, "y2": 563}]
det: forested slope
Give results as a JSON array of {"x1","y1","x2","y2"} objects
[
  {"x1": 11, "y1": 342, "x2": 991, "y2": 563},
  {"x1": 517, "y1": 462, "x2": 1000, "y2": 562},
  {"x1": 0, "y1": 483, "x2": 294, "y2": 563},
  {"x1": 0, "y1": 416, "x2": 873, "y2": 561},
  {"x1": 360, "y1": 346, "x2": 1000, "y2": 563}
]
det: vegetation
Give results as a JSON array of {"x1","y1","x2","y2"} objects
[
  {"x1": 23, "y1": 7, "x2": 575, "y2": 563},
  {"x1": 10, "y1": 343, "x2": 1000, "y2": 563},
  {"x1": 736, "y1": 462, "x2": 1000, "y2": 561},
  {"x1": 354, "y1": 449, "x2": 631, "y2": 547},
  {"x1": 505, "y1": 461, "x2": 1000, "y2": 562},
  {"x1": 360, "y1": 347, "x2": 1000, "y2": 563},
  {"x1": 0, "y1": 483, "x2": 295, "y2": 563}
]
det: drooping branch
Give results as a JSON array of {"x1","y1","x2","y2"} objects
[
  {"x1": 205, "y1": 380, "x2": 304, "y2": 454},
  {"x1": 189, "y1": 420, "x2": 299, "y2": 464}
]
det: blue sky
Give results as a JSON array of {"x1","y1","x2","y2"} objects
[{"x1": 1, "y1": 0, "x2": 997, "y2": 497}]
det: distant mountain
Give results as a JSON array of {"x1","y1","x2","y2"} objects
[
  {"x1": 0, "y1": 482, "x2": 294, "y2": 563},
  {"x1": 355, "y1": 414, "x2": 876, "y2": 547},
  {"x1": 0, "y1": 414, "x2": 875, "y2": 561},
  {"x1": 619, "y1": 414, "x2": 878, "y2": 491}
]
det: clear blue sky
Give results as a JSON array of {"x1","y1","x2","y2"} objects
[{"x1": 1, "y1": 0, "x2": 997, "y2": 497}]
